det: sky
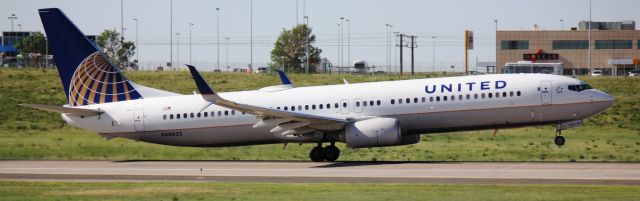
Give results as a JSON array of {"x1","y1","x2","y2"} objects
[{"x1": 2, "y1": 0, "x2": 639, "y2": 71}]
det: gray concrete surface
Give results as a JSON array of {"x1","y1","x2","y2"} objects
[{"x1": 0, "y1": 160, "x2": 638, "y2": 185}]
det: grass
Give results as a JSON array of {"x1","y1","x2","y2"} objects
[
  {"x1": 0, "y1": 181, "x2": 638, "y2": 201},
  {"x1": 0, "y1": 68, "x2": 639, "y2": 161}
]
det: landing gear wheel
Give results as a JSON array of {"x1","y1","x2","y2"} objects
[
  {"x1": 554, "y1": 135, "x2": 565, "y2": 146},
  {"x1": 323, "y1": 145, "x2": 340, "y2": 162},
  {"x1": 309, "y1": 146, "x2": 325, "y2": 162}
]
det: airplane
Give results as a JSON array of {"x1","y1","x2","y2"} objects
[{"x1": 24, "y1": 8, "x2": 614, "y2": 162}]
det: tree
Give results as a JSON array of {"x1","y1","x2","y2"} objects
[
  {"x1": 270, "y1": 24, "x2": 322, "y2": 73},
  {"x1": 15, "y1": 32, "x2": 46, "y2": 67},
  {"x1": 97, "y1": 29, "x2": 136, "y2": 70}
]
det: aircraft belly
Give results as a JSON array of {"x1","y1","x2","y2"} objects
[{"x1": 127, "y1": 125, "x2": 279, "y2": 147}]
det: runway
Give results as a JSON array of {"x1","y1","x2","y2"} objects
[{"x1": 0, "y1": 160, "x2": 639, "y2": 185}]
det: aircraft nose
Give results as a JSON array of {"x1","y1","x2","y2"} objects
[{"x1": 591, "y1": 90, "x2": 614, "y2": 109}]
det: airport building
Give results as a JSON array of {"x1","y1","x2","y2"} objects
[
  {"x1": 497, "y1": 21, "x2": 640, "y2": 76},
  {"x1": 0, "y1": 31, "x2": 98, "y2": 67}
]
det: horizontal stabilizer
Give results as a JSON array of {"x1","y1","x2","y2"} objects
[{"x1": 20, "y1": 103, "x2": 104, "y2": 117}]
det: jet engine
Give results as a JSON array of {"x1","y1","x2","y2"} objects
[{"x1": 342, "y1": 118, "x2": 419, "y2": 148}]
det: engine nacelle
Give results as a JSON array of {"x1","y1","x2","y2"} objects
[{"x1": 342, "y1": 118, "x2": 419, "y2": 148}]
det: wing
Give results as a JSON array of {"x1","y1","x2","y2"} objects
[{"x1": 186, "y1": 65, "x2": 350, "y2": 136}]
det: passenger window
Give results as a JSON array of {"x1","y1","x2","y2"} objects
[
  {"x1": 356, "y1": 102, "x2": 360, "y2": 107},
  {"x1": 312, "y1": 105, "x2": 316, "y2": 110},
  {"x1": 370, "y1": 101, "x2": 374, "y2": 106},
  {"x1": 422, "y1": 97, "x2": 426, "y2": 102},
  {"x1": 291, "y1": 106, "x2": 296, "y2": 111},
  {"x1": 495, "y1": 92, "x2": 499, "y2": 98},
  {"x1": 211, "y1": 111, "x2": 215, "y2": 117},
  {"x1": 298, "y1": 106, "x2": 302, "y2": 110},
  {"x1": 204, "y1": 112, "x2": 208, "y2": 117},
  {"x1": 488, "y1": 93, "x2": 493, "y2": 98},
  {"x1": 197, "y1": 113, "x2": 201, "y2": 118},
  {"x1": 466, "y1": 94, "x2": 470, "y2": 100},
  {"x1": 510, "y1": 91, "x2": 514, "y2": 97},
  {"x1": 517, "y1": 91, "x2": 522, "y2": 96},
  {"x1": 377, "y1": 100, "x2": 381, "y2": 105},
  {"x1": 413, "y1": 98, "x2": 418, "y2": 103},
  {"x1": 343, "y1": 102, "x2": 347, "y2": 108},
  {"x1": 335, "y1": 103, "x2": 339, "y2": 108},
  {"x1": 481, "y1": 93, "x2": 486, "y2": 99},
  {"x1": 430, "y1": 97, "x2": 434, "y2": 102},
  {"x1": 305, "y1": 105, "x2": 309, "y2": 110},
  {"x1": 443, "y1": 96, "x2": 448, "y2": 101},
  {"x1": 284, "y1": 106, "x2": 288, "y2": 111},
  {"x1": 503, "y1": 92, "x2": 507, "y2": 97},
  {"x1": 224, "y1": 111, "x2": 229, "y2": 116},
  {"x1": 218, "y1": 111, "x2": 222, "y2": 116},
  {"x1": 327, "y1": 103, "x2": 331, "y2": 109},
  {"x1": 363, "y1": 101, "x2": 368, "y2": 106},
  {"x1": 391, "y1": 99, "x2": 395, "y2": 104},
  {"x1": 459, "y1": 95, "x2": 463, "y2": 100},
  {"x1": 277, "y1": 107, "x2": 281, "y2": 110},
  {"x1": 176, "y1": 114, "x2": 181, "y2": 119},
  {"x1": 474, "y1": 94, "x2": 478, "y2": 99},
  {"x1": 436, "y1": 96, "x2": 441, "y2": 102},
  {"x1": 183, "y1": 113, "x2": 187, "y2": 118},
  {"x1": 406, "y1": 98, "x2": 411, "y2": 103},
  {"x1": 319, "y1": 104, "x2": 323, "y2": 109},
  {"x1": 170, "y1": 114, "x2": 174, "y2": 119},
  {"x1": 231, "y1": 110, "x2": 236, "y2": 115},
  {"x1": 451, "y1": 95, "x2": 455, "y2": 101},
  {"x1": 190, "y1": 113, "x2": 194, "y2": 118},
  {"x1": 163, "y1": 114, "x2": 167, "y2": 120}
]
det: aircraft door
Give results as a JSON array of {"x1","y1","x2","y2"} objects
[
  {"x1": 133, "y1": 108, "x2": 145, "y2": 131},
  {"x1": 340, "y1": 99, "x2": 350, "y2": 114},
  {"x1": 354, "y1": 98, "x2": 363, "y2": 113},
  {"x1": 540, "y1": 81, "x2": 552, "y2": 105}
]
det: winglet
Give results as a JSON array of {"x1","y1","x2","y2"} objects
[
  {"x1": 275, "y1": 69, "x2": 293, "y2": 85},
  {"x1": 186, "y1": 65, "x2": 215, "y2": 95}
]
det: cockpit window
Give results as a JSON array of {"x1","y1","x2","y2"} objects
[{"x1": 568, "y1": 84, "x2": 593, "y2": 92}]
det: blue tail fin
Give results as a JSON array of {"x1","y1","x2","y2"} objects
[{"x1": 39, "y1": 8, "x2": 142, "y2": 106}]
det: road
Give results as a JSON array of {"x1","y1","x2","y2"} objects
[{"x1": 0, "y1": 160, "x2": 638, "y2": 185}]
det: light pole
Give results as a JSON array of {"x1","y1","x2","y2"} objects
[
  {"x1": 346, "y1": 19, "x2": 350, "y2": 68},
  {"x1": 250, "y1": 0, "x2": 253, "y2": 71},
  {"x1": 339, "y1": 17, "x2": 344, "y2": 68},
  {"x1": 216, "y1": 7, "x2": 221, "y2": 71},
  {"x1": 176, "y1": 32, "x2": 180, "y2": 68},
  {"x1": 133, "y1": 18, "x2": 139, "y2": 65},
  {"x1": 385, "y1": 24, "x2": 390, "y2": 72},
  {"x1": 393, "y1": 31, "x2": 399, "y2": 72},
  {"x1": 8, "y1": 14, "x2": 17, "y2": 31},
  {"x1": 304, "y1": 16, "x2": 309, "y2": 74},
  {"x1": 432, "y1": 36, "x2": 437, "y2": 72},
  {"x1": 170, "y1": 0, "x2": 173, "y2": 70},
  {"x1": 225, "y1": 37, "x2": 230, "y2": 71},
  {"x1": 17, "y1": 24, "x2": 21, "y2": 31},
  {"x1": 560, "y1": 19, "x2": 564, "y2": 30},
  {"x1": 121, "y1": 0, "x2": 124, "y2": 41},
  {"x1": 494, "y1": 19, "x2": 498, "y2": 73},
  {"x1": 337, "y1": 23, "x2": 340, "y2": 69},
  {"x1": 588, "y1": 0, "x2": 592, "y2": 74},
  {"x1": 189, "y1": 22, "x2": 194, "y2": 65}
]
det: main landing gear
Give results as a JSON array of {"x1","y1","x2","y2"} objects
[
  {"x1": 554, "y1": 130, "x2": 565, "y2": 146},
  {"x1": 309, "y1": 142, "x2": 340, "y2": 162}
]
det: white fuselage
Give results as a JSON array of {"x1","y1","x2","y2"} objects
[{"x1": 62, "y1": 74, "x2": 613, "y2": 147}]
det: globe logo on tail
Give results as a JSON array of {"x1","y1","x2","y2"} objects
[{"x1": 68, "y1": 52, "x2": 142, "y2": 106}]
